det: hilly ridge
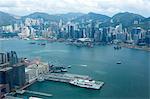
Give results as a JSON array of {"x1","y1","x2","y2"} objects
[
  {"x1": 111, "y1": 12, "x2": 145, "y2": 28},
  {"x1": 72, "y1": 12, "x2": 111, "y2": 23},
  {"x1": 0, "y1": 11, "x2": 149, "y2": 29},
  {"x1": 0, "y1": 11, "x2": 18, "y2": 26}
]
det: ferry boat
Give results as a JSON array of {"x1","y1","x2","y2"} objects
[
  {"x1": 38, "y1": 43, "x2": 46, "y2": 46},
  {"x1": 29, "y1": 42, "x2": 36, "y2": 44},
  {"x1": 67, "y1": 65, "x2": 71, "y2": 68},
  {"x1": 29, "y1": 97, "x2": 43, "y2": 99},
  {"x1": 49, "y1": 65, "x2": 68, "y2": 73},
  {"x1": 69, "y1": 79, "x2": 104, "y2": 90}
]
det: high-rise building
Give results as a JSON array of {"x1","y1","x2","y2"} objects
[
  {"x1": 102, "y1": 28, "x2": 109, "y2": 42},
  {"x1": 0, "y1": 53, "x2": 8, "y2": 64},
  {"x1": 0, "y1": 51, "x2": 26, "y2": 92},
  {"x1": 0, "y1": 67, "x2": 14, "y2": 91},
  {"x1": 94, "y1": 28, "x2": 101, "y2": 42},
  {"x1": 90, "y1": 21, "x2": 95, "y2": 38},
  {"x1": 7, "y1": 51, "x2": 18, "y2": 65},
  {"x1": 18, "y1": 26, "x2": 30, "y2": 38},
  {"x1": 131, "y1": 27, "x2": 142, "y2": 43},
  {"x1": 13, "y1": 63, "x2": 26, "y2": 87},
  {"x1": 145, "y1": 30, "x2": 150, "y2": 45}
]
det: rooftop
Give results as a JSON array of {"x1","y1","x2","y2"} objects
[{"x1": 0, "y1": 67, "x2": 12, "y2": 72}]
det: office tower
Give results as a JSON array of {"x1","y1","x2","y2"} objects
[
  {"x1": 0, "y1": 67, "x2": 14, "y2": 91},
  {"x1": 145, "y1": 30, "x2": 150, "y2": 45},
  {"x1": 0, "y1": 53, "x2": 8, "y2": 64},
  {"x1": 102, "y1": 28, "x2": 108, "y2": 42},
  {"x1": 13, "y1": 63, "x2": 26, "y2": 87},
  {"x1": 131, "y1": 27, "x2": 142, "y2": 43},
  {"x1": 68, "y1": 25, "x2": 75, "y2": 39},
  {"x1": 94, "y1": 28, "x2": 101, "y2": 42},
  {"x1": 90, "y1": 21, "x2": 95, "y2": 38},
  {"x1": 7, "y1": 51, "x2": 18, "y2": 65},
  {"x1": 59, "y1": 19, "x2": 63, "y2": 28}
]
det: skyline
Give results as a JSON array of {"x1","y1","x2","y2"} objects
[{"x1": 0, "y1": 0, "x2": 150, "y2": 17}]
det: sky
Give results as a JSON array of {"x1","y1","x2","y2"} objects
[{"x1": 0, "y1": 0, "x2": 150, "y2": 17}]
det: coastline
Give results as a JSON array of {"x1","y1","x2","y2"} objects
[
  {"x1": 118, "y1": 43, "x2": 150, "y2": 52},
  {"x1": 0, "y1": 38, "x2": 150, "y2": 52}
]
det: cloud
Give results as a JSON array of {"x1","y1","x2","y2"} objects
[{"x1": 0, "y1": 0, "x2": 149, "y2": 17}]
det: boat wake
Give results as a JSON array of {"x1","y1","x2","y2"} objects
[
  {"x1": 33, "y1": 50, "x2": 68, "y2": 53},
  {"x1": 80, "y1": 64, "x2": 88, "y2": 67}
]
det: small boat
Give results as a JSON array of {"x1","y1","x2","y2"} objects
[
  {"x1": 29, "y1": 97, "x2": 43, "y2": 99},
  {"x1": 67, "y1": 65, "x2": 71, "y2": 68},
  {"x1": 49, "y1": 65, "x2": 68, "y2": 73},
  {"x1": 29, "y1": 42, "x2": 36, "y2": 44},
  {"x1": 61, "y1": 69, "x2": 67, "y2": 72},
  {"x1": 38, "y1": 43, "x2": 46, "y2": 46},
  {"x1": 41, "y1": 43, "x2": 46, "y2": 45},
  {"x1": 116, "y1": 61, "x2": 122, "y2": 64}
]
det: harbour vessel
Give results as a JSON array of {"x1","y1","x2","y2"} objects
[
  {"x1": 116, "y1": 61, "x2": 122, "y2": 64},
  {"x1": 49, "y1": 65, "x2": 68, "y2": 73},
  {"x1": 29, "y1": 97, "x2": 42, "y2": 99},
  {"x1": 67, "y1": 65, "x2": 71, "y2": 68},
  {"x1": 29, "y1": 42, "x2": 36, "y2": 44},
  {"x1": 69, "y1": 79, "x2": 104, "y2": 90}
]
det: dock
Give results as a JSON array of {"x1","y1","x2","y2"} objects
[
  {"x1": 45, "y1": 73, "x2": 92, "y2": 83},
  {"x1": 44, "y1": 73, "x2": 104, "y2": 90}
]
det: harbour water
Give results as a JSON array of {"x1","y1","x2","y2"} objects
[{"x1": 0, "y1": 39, "x2": 149, "y2": 99}]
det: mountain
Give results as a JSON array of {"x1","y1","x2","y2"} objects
[
  {"x1": 0, "y1": 11, "x2": 17, "y2": 26},
  {"x1": 0, "y1": 11, "x2": 149, "y2": 30},
  {"x1": 111, "y1": 12, "x2": 145, "y2": 28},
  {"x1": 55, "y1": 12, "x2": 84, "y2": 22},
  {"x1": 22, "y1": 12, "x2": 84, "y2": 22},
  {"x1": 22, "y1": 12, "x2": 60, "y2": 22},
  {"x1": 72, "y1": 12, "x2": 110, "y2": 23},
  {"x1": 143, "y1": 17, "x2": 150, "y2": 24},
  {"x1": 133, "y1": 17, "x2": 150, "y2": 30}
]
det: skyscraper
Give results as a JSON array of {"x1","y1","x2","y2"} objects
[
  {"x1": 13, "y1": 63, "x2": 26, "y2": 87},
  {"x1": 7, "y1": 51, "x2": 18, "y2": 65},
  {"x1": 0, "y1": 67, "x2": 14, "y2": 91}
]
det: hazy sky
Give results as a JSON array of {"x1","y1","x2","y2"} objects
[{"x1": 0, "y1": 0, "x2": 150, "y2": 17}]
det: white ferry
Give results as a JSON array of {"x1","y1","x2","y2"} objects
[
  {"x1": 69, "y1": 79, "x2": 104, "y2": 90},
  {"x1": 29, "y1": 97, "x2": 43, "y2": 99}
]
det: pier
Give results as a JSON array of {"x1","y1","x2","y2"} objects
[
  {"x1": 44, "y1": 73, "x2": 104, "y2": 90},
  {"x1": 45, "y1": 73, "x2": 92, "y2": 83}
]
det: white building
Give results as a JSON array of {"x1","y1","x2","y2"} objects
[
  {"x1": 18, "y1": 26, "x2": 30, "y2": 38},
  {"x1": 14, "y1": 24, "x2": 20, "y2": 32},
  {"x1": 25, "y1": 68, "x2": 38, "y2": 83},
  {"x1": 2, "y1": 25, "x2": 13, "y2": 32},
  {"x1": 25, "y1": 63, "x2": 49, "y2": 83},
  {"x1": 115, "y1": 24, "x2": 123, "y2": 34}
]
